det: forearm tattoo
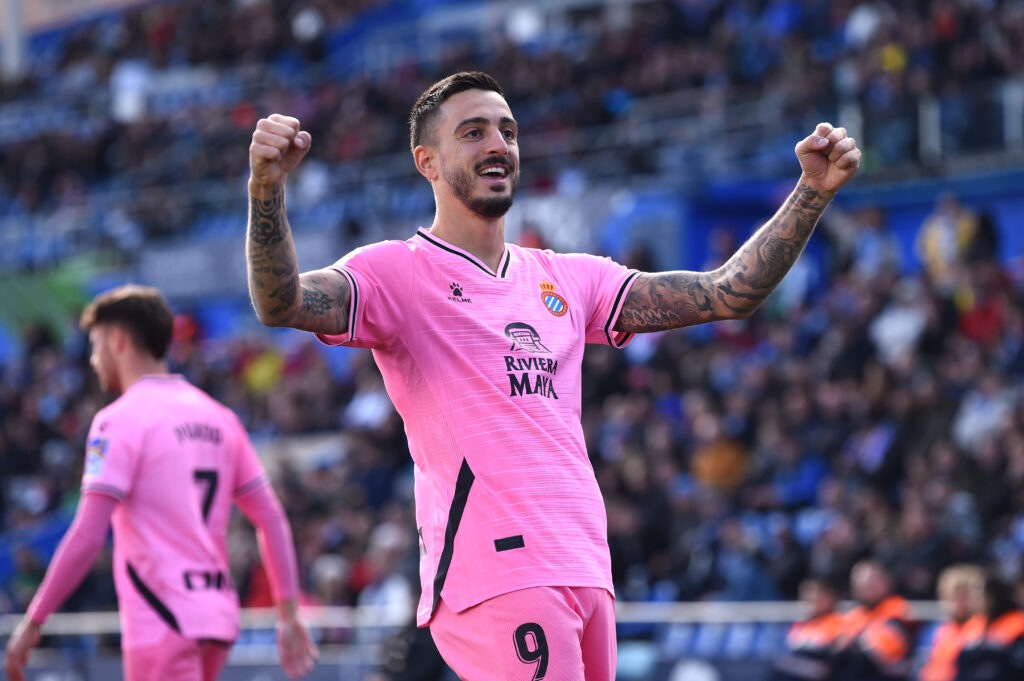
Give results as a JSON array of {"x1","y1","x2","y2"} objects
[
  {"x1": 247, "y1": 191, "x2": 300, "y2": 319},
  {"x1": 616, "y1": 183, "x2": 830, "y2": 332},
  {"x1": 249, "y1": 193, "x2": 286, "y2": 246},
  {"x1": 246, "y1": 192, "x2": 351, "y2": 332}
]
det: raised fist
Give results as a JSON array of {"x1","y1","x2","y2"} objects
[
  {"x1": 249, "y1": 114, "x2": 312, "y2": 189},
  {"x1": 794, "y1": 122, "x2": 861, "y2": 195}
]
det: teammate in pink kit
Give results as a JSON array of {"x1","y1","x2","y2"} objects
[
  {"x1": 4, "y1": 285, "x2": 318, "y2": 681},
  {"x1": 245, "y1": 72, "x2": 861, "y2": 680}
]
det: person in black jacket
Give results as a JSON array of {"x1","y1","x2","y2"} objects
[
  {"x1": 955, "y1": 574, "x2": 1024, "y2": 681},
  {"x1": 772, "y1": 576, "x2": 843, "y2": 681}
]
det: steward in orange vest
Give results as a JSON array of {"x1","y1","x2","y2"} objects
[
  {"x1": 832, "y1": 561, "x2": 915, "y2": 681},
  {"x1": 919, "y1": 564, "x2": 984, "y2": 681},
  {"x1": 773, "y1": 577, "x2": 844, "y2": 681},
  {"x1": 955, "y1": 575, "x2": 1024, "y2": 681}
]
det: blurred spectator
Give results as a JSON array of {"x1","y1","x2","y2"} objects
[
  {"x1": 916, "y1": 195, "x2": 977, "y2": 293},
  {"x1": 833, "y1": 560, "x2": 915, "y2": 681},
  {"x1": 919, "y1": 564, "x2": 985, "y2": 681},
  {"x1": 772, "y1": 576, "x2": 843, "y2": 681},
  {"x1": 955, "y1": 574, "x2": 1024, "y2": 681}
]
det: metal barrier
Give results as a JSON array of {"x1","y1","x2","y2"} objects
[{"x1": 0, "y1": 601, "x2": 945, "y2": 680}]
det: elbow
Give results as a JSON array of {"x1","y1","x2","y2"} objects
[
  {"x1": 255, "y1": 311, "x2": 288, "y2": 328},
  {"x1": 730, "y1": 305, "x2": 758, "y2": 321},
  {"x1": 251, "y1": 302, "x2": 295, "y2": 329}
]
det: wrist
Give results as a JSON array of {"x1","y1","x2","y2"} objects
[
  {"x1": 276, "y1": 598, "x2": 299, "y2": 622},
  {"x1": 248, "y1": 178, "x2": 284, "y2": 201},
  {"x1": 796, "y1": 175, "x2": 837, "y2": 201}
]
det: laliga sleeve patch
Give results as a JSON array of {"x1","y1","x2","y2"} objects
[{"x1": 84, "y1": 437, "x2": 110, "y2": 477}]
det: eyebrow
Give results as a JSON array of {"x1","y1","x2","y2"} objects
[{"x1": 454, "y1": 116, "x2": 518, "y2": 130}]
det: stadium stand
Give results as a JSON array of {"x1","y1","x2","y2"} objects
[{"x1": 2, "y1": 0, "x2": 1024, "y2": 679}]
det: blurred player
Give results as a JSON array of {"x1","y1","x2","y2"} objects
[
  {"x1": 833, "y1": 560, "x2": 914, "y2": 681},
  {"x1": 955, "y1": 573, "x2": 1024, "y2": 681},
  {"x1": 772, "y1": 576, "x2": 843, "y2": 681},
  {"x1": 919, "y1": 564, "x2": 984, "y2": 681},
  {"x1": 245, "y1": 71, "x2": 861, "y2": 680},
  {"x1": 4, "y1": 285, "x2": 317, "y2": 681}
]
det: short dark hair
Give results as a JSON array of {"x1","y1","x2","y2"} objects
[
  {"x1": 408, "y1": 71, "x2": 505, "y2": 151},
  {"x1": 80, "y1": 285, "x2": 175, "y2": 360}
]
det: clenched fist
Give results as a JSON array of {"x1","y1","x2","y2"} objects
[
  {"x1": 249, "y1": 114, "x2": 312, "y2": 190},
  {"x1": 795, "y1": 122, "x2": 861, "y2": 195}
]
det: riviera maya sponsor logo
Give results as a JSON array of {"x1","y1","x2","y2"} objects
[
  {"x1": 539, "y1": 282, "x2": 568, "y2": 317},
  {"x1": 504, "y1": 322, "x2": 559, "y2": 399},
  {"x1": 448, "y1": 282, "x2": 471, "y2": 303}
]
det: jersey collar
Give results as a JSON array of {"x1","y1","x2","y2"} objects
[{"x1": 416, "y1": 228, "x2": 512, "y2": 279}]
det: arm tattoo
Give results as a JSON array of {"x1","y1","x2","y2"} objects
[
  {"x1": 249, "y1": 193, "x2": 286, "y2": 246},
  {"x1": 301, "y1": 286, "x2": 332, "y2": 316},
  {"x1": 615, "y1": 183, "x2": 830, "y2": 333},
  {"x1": 247, "y1": 189, "x2": 300, "y2": 322},
  {"x1": 246, "y1": 190, "x2": 351, "y2": 333}
]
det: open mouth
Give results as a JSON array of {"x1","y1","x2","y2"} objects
[{"x1": 477, "y1": 163, "x2": 511, "y2": 181}]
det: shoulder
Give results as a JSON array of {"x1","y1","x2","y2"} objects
[
  {"x1": 90, "y1": 391, "x2": 136, "y2": 428},
  {"x1": 340, "y1": 238, "x2": 418, "y2": 265},
  {"x1": 87, "y1": 393, "x2": 149, "y2": 447}
]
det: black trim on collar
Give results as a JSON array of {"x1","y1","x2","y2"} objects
[{"x1": 416, "y1": 230, "x2": 510, "y2": 279}]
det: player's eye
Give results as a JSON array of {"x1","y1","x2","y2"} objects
[
  {"x1": 465, "y1": 128, "x2": 481, "y2": 138},
  {"x1": 503, "y1": 129, "x2": 516, "y2": 141}
]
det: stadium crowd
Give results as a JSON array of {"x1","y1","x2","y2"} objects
[{"x1": 1, "y1": 0, "x2": 1023, "y2": 255}]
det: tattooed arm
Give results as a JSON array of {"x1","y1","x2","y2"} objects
[
  {"x1": 615, "y1": 183, "x2": 828, "y2": 331},
  {"x1": 247, "y1": 114, "x2": 350, "y2": 334},
  {"x1": 615, "y1": 123, "x2": 861, "y2": 333},
  {"x1": 247, "y1": 185, "x2": 350, "y2": 333}
]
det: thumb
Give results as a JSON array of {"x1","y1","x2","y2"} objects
[{"x1": 281, "y1": 131, "x2": 312, "y2": 174}]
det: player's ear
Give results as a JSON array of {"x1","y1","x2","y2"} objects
[
  {"x1": 110, "y1": 325, "x2": 129, "y2": 353},
  {"x1": 413, "y1": 144, "x2": 439, "y2": 181}
]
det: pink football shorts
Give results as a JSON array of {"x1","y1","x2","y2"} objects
[
  {"x1": 123, "y1": 628, "x2": 231, "y2": 681},
  {"x1": 429, "y1": 586, "x2": 616, "y2": 681}
]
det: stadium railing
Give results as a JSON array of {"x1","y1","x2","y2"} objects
[{"x1": 0, "y1": 601, "x2": 945, "y2": 680}]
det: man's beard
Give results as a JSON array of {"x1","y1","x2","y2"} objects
[{"x1": 442, "y1": 157, "x2": 518, "y2": 218}]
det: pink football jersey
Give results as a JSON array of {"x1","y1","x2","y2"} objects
[
  {"x1": 81, "y1": 375, "x2": 267, "y2": 649},
  {"x1": 317, "y1": 228, "x2": 638, "y2": 625}
]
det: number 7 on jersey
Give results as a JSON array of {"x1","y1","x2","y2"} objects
[{"x1": 193, "y1": 470, "x2": 219, "y2": 523}]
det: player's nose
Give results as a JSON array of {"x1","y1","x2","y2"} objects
[{"x1": 483, "y1": 127, "x2": 509, "y2": 155}]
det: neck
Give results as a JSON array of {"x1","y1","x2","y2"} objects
[
  {"x1": 429, "y1": 198, "x2": 506, "y2": 272},
  {"x1": 117, "y1": 356, "x2": 169, "y2": 392}
]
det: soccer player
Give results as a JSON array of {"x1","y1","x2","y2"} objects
[
  {"x1": 4, "y1": 286, "x2": 318, "y2": 681},
  {"x1": 245, "y1": 71, "x2": 860, "y2": 680}
]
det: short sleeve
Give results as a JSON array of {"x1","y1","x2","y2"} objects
[
  {"x1": 81, "y1": 412, "x2": 136, "y2": 502},
  {"x1": 561, "y1": 253, "x2": 639, "y2": 348},
  {"x1": 229, "y1": 411, "x2": 267, "y2": 499},
  {"x1": 315, "y1": 240, "x2": 414, "y2": 350}
]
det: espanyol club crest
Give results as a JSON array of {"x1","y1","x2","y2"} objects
[{"x1": 539, "y1": 282, "x2": 568, "y2": 317}]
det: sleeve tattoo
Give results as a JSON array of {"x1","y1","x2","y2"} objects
[
  {"x1": 247, "y1": 192, "x2": 350, "y2": 334},
  {"x1": 615, "y1": 183, "x2": 830, "y2": 333}
]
